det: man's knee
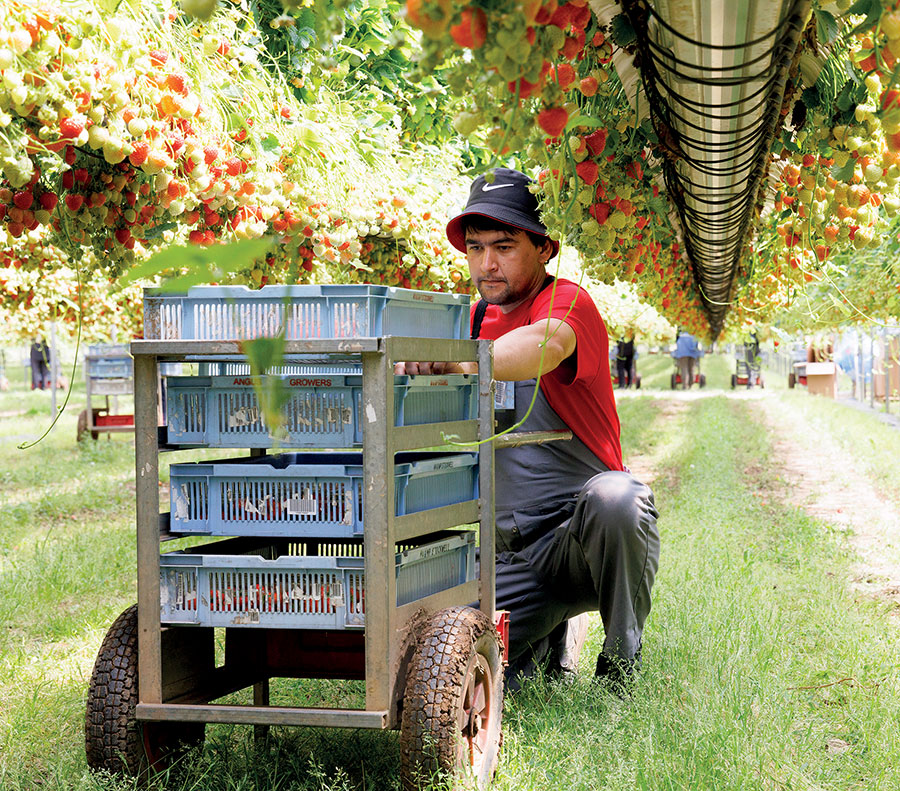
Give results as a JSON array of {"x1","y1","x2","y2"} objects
[{"x1": 577, "y1": 471, "x2": 657, "y2": 544}]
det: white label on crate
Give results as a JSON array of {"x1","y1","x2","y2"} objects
[
  {"x1": 232, "y1": 611, "x2": 260, "y2": 625},
  {"x1": 494, "y1": 380, "x2": 515, "y2": 410},
  {"x1": 286, "y1": 492, "x2": 317, "y2": 516},
  {"x1": 173, "y1": 489, "x2": 189, "y2": 520},
  {"x1": 330, "y1": 581, "x2": 344, "y2": 607},
  {"x1": 241, "y1": 498, "x2": 260, "y2": 515},
  {"x1": 342, "y1": 489, "x2": 354, "y2": 525},
  {"x1": 365, "y1": 402, "x2": 377, "y2": 423},
  {"x1": 228, "y1": 405, "x2": 262, "y2": 428}
]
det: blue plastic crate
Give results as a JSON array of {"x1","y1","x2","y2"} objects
[
  {"x1": 159, "y1": 532, "x2": 476, "y2": 628},
  {"x1": 165, "y1": 373, "x2": 478, "y2": 448},
  {"x1": 144, "y1": 285, "x2": 470, "y2": 341},
  {"x1": 169, "y1": 451, "x2": 478, "y2": 537},
  {"x1": 85, "y1": 343, "x2": 133, "y2": 379}
]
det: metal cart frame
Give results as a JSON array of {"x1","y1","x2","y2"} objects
[
  {"x1": 80, "y1": 346, "x2": 135, "y2": 439},
  {"x1": 130, "y1": 335, "x2": 495, "y2": 732}
]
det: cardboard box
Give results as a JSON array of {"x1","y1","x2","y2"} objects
[{"x1": 805, "y1": 361, "x2": 836, "y2": 398}]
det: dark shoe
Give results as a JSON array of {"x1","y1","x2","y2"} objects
[{"x1": 594, "y1": 652, "x2": 639, "y2": 695}]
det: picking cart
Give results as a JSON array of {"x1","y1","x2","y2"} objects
[
  {"x1": 84, "y1": 286, "x2": 534, "y2": 790},
  {"x1": 670, "y1": 358, "x2": 706, "y2": 389},
  {"x1": 78, "y1": 343, "x2": 135, "y2": 441},
  {"x1": 730, "y1": 344, "x2": 764, "y2": 389}
]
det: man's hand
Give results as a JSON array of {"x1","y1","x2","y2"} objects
[{"x1": 393, "y1": 361, "x2": 478, "y2": 375}]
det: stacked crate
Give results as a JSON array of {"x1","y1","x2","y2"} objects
[{"x1": 147, "y1": 285, "x2": 478, "y2": 631}]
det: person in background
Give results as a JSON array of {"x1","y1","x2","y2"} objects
[
  {"x1": 672, "y1": 330, "x2": 701, "y2": 390},
  {"x1": 615, "y1": 332, "x2": 636, "y2": 389},
  {"x1": 29, "y1": 338, "x2": 51, "y2": 390},
  {"x1": 398, "y1": 168, "x2": 659, "y2": 689}
]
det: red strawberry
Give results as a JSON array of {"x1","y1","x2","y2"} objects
[
  {"x1": 203, "y1": 146, "x2": 219, "y2": 164},
  {"x1": 579, "y1": 76, "x2": 598, "y2": 97},
  {"x1": 225, "y1": 156, "x2": 243, "y2": 176},
  {"x1": 64, "y1": 146, "x2": 76, "y2": 165},
  {"x1": 149, "y1": 48, "x2": 168, "y2": 67},
  {"x1": 188, "y1": 229, "x2": 205, "y2": 244},
  {"x1": 166, "y1": 73, "x2": 187, "y2": 94},
  {"x1": 114, "y1": 227, "x2": 132, "y2": 244},
  {"x1": 584, "y1": 128, "x2": 607, "y2": 157},
  {"x1": 73, "y1": 168, "x2": 89, "y2": 185},
  {"x1": 39, "y1": 192, "x2": 58, "y2": 211},
  {"x1": 537, "y1": 107, "x2": 569, "y2": 138},
  {"x1": 589, "y1": 202, "x2": 610, "y2": 224},
  {"x1": 59, "y1": 116, "x2": 84, "y2": 139},
  {"x1": 65, "y1": 194, "x2": 84, "y2": 211},
  {"x1": 555, "y1": 63, "x2": 577, "y2": 91},
  {"x1": 129, "y1": 141, "x2": 149, "y2": 166},
  {"x1": 61, "y1": 171, "x2": 74, "y2": 190},
  {"x1": 549, "y1": 4, "x2": 574, "y2": 29},
  {"x1": 449, "y1": 7, "x2": 488, "y2": 49},
  {"x1": 13, "y1": 191, "x2": 33, "y2": 210},
  {"x1": 576, "y1": 160, "x2": 599, "y2": 185}
]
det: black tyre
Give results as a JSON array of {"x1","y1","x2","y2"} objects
[
  {"x1": 670, "y1": 373, "x2": 677, "y2": 390},
  {"x1": 400, "y1": 606, "x2": 504, "y2": 791},
  {"x1": 77, "y1": 409, "x2": 100, "y2": 442},
  {"x1": 635, "y1": 375, "x2": 642, "y2": 390},
  {"x1": 699, "y1": 374, "x2": 706, "y2": 388},
  {"x1": 85, "y1": 604, "x2": 204, "y2": 779},
  {"x1": 730, "y1": 374, "x2": 736, "y2": 389},
  {"x1": 788, "y1": 373, "x2": 796, "y2": 389}
]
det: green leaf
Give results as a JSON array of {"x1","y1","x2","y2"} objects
[
  {"x1": 814, "y1": 9, "x2": 839, "y2": 44},
  {"x1": 143, "y1": 221, "x2": 179, "y2": 240},
  {"x1": 609, "y1": 13, "x2": 636, "y2": 48},
  {"x1": 830, "y1": 158, "x2": 856, "y2": 182},
  {"x1": 564, "y1": 115, "x2": 605, "y2": 131},
  {"x1": 120, "y1": 237, "x2": 275, "y2": 288},
  {"x1": 260, "y1": 134, "x2": 282, "y2": 156}
]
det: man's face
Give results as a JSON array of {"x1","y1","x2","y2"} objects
[{"x1": 464, "y1": 228, "x2": 551, "y2": 312}]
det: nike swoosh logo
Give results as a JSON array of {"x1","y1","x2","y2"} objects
[{"x1": 481, "y1": 183, "x2": 515, "y2": 192}]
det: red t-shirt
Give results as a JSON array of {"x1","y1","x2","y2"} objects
[{"x1": 473, "y1": 278, "x2": 624, "y2": 472}]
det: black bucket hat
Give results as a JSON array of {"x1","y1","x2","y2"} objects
[{"x1": 446, "y1": 168, "x2": 559, "y2": 258}]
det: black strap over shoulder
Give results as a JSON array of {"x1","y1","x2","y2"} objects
[{"x1": 470, "y1": 275, "x2": 555, "y2": 340}]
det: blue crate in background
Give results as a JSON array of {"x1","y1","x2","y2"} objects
[
  {"x1": 165, "y1": 373, "x2": 477, "y2": 448},
  {"x1": 144, "y1": 284, "x2": 470, "y2": 341},
  {"x1": 169, "y1": 451, "x2": 478, "y2": 537},
  {"x1": 159, "y1": 532, "x2": 475, "y2": 628},
  {"x1": 85, "y1": 343, "x2": 133, "y2": 379}
]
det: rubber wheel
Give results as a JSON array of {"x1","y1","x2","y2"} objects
[
  {"x1": 77, "y1": 409, "x2": 101, "y2": 442},
  {"x1": 400, "y1": 606, "x2": 504, "y2": 791},
  {"x1": 699, "y1": 374, "x2": 706, "y2": 388},
  {"x1": 85, "y1": 604, "x2": 204, "y2": 779},
  {"x1": 670, "y1": 373, "x2": 677, "y2": 390},
  {"x1": 635, "y1": 375, "x2": 642, "y2": 390},
  {"x1": 788, "y1": 373, "x2": 795, "y2": 389},
  {"x1": 730, "y1": 374, "x2": 736, "y2": 389}
]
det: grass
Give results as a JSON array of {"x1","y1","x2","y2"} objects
[{"x1": 2, "y1": 365, "x2": 900, "y2": 789}]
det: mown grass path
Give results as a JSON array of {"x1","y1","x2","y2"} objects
[{"x1": 2, "y1": 361, "x2": 899, "y2": 790}]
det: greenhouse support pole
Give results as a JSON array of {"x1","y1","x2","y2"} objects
[
  {"x1": 857, "y1": 332, "x2": 863, "y2": 402},
  {"x1": 50, "y1": 322, "x2": 58, "y2": 416},
  {"x1": 884, "y1": 326, "x2": 890, "y2": 414},
  {"x1": 869, "y1": 331, "x2": 875, "y2": 410}
]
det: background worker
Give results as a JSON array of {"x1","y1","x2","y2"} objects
[
  {"x1": 615, "y1": 332, "x2": 636, "y2": 389},
  {"x1": 400, "y1": 168, "x2": 659, "y2": 687},
  {"x1": 29, "y1": 337, "x2": 51, "y2": 390},
  {"x1": 672, "y1": 329, "x2": 701, "y2": 390}
]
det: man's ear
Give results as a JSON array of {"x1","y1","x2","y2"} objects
[{"x1": 539, "y1": 238, "x2": 554, "y2": 264}]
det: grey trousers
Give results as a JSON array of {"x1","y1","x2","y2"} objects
[{"x1": 495, "y1": 471, "x2": 659, "y2": 682}]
